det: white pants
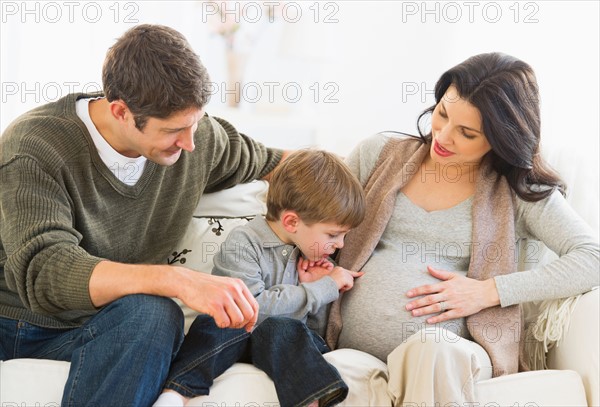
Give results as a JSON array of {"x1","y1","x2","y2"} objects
[{"x1": 387, "y1": 327, "x2": 493, "y2": 406}]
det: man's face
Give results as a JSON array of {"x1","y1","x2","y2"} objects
[{"x1": 124, "y1": 107, "x2": 205, "y2": 166}]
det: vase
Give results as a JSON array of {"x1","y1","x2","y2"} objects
[{"x1": 225, "y1": 49, "x2": 247, "y2": 107}]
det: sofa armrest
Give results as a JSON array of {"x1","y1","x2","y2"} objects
[{"x1": 547, "y1": 288, "x2": 599, "y2": 406}]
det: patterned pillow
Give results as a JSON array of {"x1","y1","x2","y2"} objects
[{"x1": 167, "y1": 216, "x2": 255, "y2": 274}]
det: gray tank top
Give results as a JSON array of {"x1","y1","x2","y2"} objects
[{"x1": 338, "y1": 192, "x2": 473, "y2": 361}]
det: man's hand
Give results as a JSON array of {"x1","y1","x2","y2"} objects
[
  {"x1": 174, "y1": 267, "x2": 259, "y2": 332},
  {"x1": 262, "y1": 150, "x2": 292, "y2": 182}
]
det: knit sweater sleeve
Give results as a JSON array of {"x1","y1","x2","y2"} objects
[
  {"x1": 203, "y1": 116, "x2": 283, "y2": 193},
  {"x1": 494, "y1": 189, "x2": 599, "y2": 306},
  {"x1": 0, "y1": 156, "x2": 102, "y2": 316}
]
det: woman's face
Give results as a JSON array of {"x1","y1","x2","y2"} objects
[{"x1": 430, "y1": 85, "x2": 492, "y2": 169}]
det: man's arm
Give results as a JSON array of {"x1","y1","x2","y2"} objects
[
  {"x1": 262, "y1": 149, "x2": 291, "y2": 182},
  {"x1": 0, "y1": 155, "x2": 257, "y2": 330},
  {"x1": 201, "y1": 116, "x2": 288, "y2": 192},
  {"x1": 89, "y1": 261, "x2": 258, "y2": 331}
]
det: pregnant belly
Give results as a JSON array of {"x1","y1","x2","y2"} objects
[{"x1": 337, "y1": 264, "x2": 469, "y2": 361}]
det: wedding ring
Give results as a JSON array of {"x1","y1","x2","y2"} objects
[{"x1": 439, "y1": 301, "x2": 447, "y2": 312}]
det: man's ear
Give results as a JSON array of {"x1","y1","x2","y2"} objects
[
  {"x1": 281, "y1": 211, "x2": 300, "y2": 233},
  {"x1": 108, "y1": 100, "x2": 131, "y2": 124}
]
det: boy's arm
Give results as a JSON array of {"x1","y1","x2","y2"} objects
[{"x1": 212, "y1": 229, "x2": 340, "y2": 322}]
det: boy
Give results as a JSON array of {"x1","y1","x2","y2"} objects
[{"x1": 154, "y1": 150, "x2": 366, "y2": 407}]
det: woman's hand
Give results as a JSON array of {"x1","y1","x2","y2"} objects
[{"x1": 405, "y1": 266, "x2": 501, "y2": 324}]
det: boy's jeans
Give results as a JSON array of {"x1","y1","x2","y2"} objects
[
  {"x1": 0, "y1": 294, "x2": 185, "y2": 407},
  {"x1": 164, "y1": 315, "x2": 348, "y2": 407}
]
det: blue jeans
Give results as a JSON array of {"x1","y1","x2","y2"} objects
[
  {"x1": 0, "y1": 295, "x2": 184, "y2": 407},
  {"x1": 165, "y1": 315, "x2": 348, "y2": 407}
]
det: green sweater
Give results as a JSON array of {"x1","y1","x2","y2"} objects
[{"x1": 0, "y1": 93, "x2": 283, "y2": 328}]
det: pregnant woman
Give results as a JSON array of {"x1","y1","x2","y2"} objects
[{"x1": 326, "y1": 52, "x2": 599, "y2": 405}]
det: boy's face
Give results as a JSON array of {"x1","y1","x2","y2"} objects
[{"x1": 293, "y1": 221, "x2": 351, "y2": 261}]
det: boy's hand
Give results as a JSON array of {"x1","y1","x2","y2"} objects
[
  {"x1": 297, "y1": 257, "x2": 334, "y2": 283},
  {"x1": 329, "y1": 266, "x2": 364, "y2": 292},
  {"x1": 297, "y1": 257, "x2": 334, "y2": 272}
]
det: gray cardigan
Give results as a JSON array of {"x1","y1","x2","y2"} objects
[{"x1": 346, "y1": 133, "x2": 599, "y2": 306}]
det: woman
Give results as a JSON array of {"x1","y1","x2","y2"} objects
[{"x1": 326, "y1": 52, "x2": 599, "y2": 404}]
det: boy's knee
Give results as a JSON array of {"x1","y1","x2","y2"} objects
[
  {"x1": 257, "y1": 316, "x2": 303, "y2": 331},
  {"x1": 254, "y1": 317, "x2": 309, "y2": 344}
]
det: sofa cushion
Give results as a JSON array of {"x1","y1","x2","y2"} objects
[
  {"x1": 476, "y1": 369, "x2": 587, "y2": 406},
  {"x1": 0, "y1": 358, "x2": 70, "y2": 405},
  {"x1": 0, "y1": 350, "x2": 392, "y2": 406},
  {"x1": 324, "y1": 349, "x2": 391, "y2": 406},
  {"x1": 168, "y1": 180, "x2": 268, "y2": 274},
  {"x1": 186, "y1": 348, "x2": 392, "y2": 406},
  {"x1": 194, "y1": 181, "x2": 269, "y2": 218},
  {"x1": 186, "y1": 363, "x2": 278, "y2": 406}
]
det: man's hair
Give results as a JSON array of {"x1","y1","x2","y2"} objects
[
  {"x1": 266, "y1": 150, "x2": 365, "y2": 228},
  {"x1": 102, "y1": 24, "x2": 212, "y2": 130}
]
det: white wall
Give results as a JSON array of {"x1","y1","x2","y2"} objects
[{"x1": 1, "y1": 0, "x2": 598, "y2": 232}]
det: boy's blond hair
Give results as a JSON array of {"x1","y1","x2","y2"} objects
[{"x1": 266, "y1": 150, "x2": 365, "y2": 228}]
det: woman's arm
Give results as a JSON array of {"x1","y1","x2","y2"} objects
[
  {"x1": 495, "y1": 189, "x2": 599, "y2": 306},
  {"x1": 404, "y1": 190, "x2": 599, "y2": 323}
]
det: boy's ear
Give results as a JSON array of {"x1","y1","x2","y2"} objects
[{"x1": 281, "y1": 211, "x2": 300, "y2": 233}]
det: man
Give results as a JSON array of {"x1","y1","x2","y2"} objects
[{"x1": 0, "y1": 24, "x2": 283, "y2": 406}]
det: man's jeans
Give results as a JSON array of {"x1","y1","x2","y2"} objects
[
  {"x1": 165, "y1": 315, "x2": 348, "y2": 407},
  {"x1": 0, "y1": 294, "x2": 184, "y2": 407}
]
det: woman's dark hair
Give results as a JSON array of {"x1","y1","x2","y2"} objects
[
  {"x1": 417, "y1": 52, "x2": 566, "y2": 201},
  {"x1": 102, "y1": 24, "x2": 212, "y2": 130}
]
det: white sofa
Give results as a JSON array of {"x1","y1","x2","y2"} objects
[{"x1": 1, "y1": 181, "x2": 598, "y2": 406}]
